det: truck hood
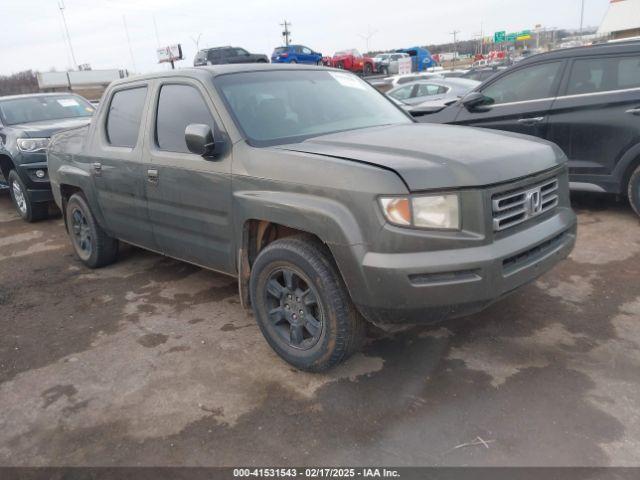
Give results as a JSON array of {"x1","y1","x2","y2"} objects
[
  {"x1": 7, "y1": 117, "x2": 91, "y2": 138},
  {"x1": 277, "y1": 123, "x2": 565, "y2": 191}
]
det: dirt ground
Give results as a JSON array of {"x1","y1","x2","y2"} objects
[{"x1": 0, "y1": 190, "x2": 639, "y2": 467}]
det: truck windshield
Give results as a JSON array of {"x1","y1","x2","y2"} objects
[
  {"x1": 0, "y1": 95, "x2": 94, "y2": 125},
  {"x1": 215, "y1": 70, "x2": 411, "y2": 146}
]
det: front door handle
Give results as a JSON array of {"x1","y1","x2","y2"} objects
[
  {"x1": 517, "y1": 116, "x2": 545, "y2": 126},
  {"x1": 92, "y1": 162, "x2": 102, "y2": 176},
  {"x1": 626, "y1": 108, "x2": 640, "y2": 115},
  {"x1": 147, "y1": 169, "x2": 159, "y2": 184}
]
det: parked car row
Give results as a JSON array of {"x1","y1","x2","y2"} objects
[{"x1": 193, "y1": 43, "x2": 437, "y2": 77}]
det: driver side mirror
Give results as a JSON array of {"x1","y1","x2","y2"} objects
[
  {"x1": 185, "y1": 124, "x2": 216, "y2": 157},
  {"x1": 461, "y1": 91, "x2": 492, "y2": 112}
]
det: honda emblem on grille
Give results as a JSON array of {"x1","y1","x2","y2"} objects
[{"x1": 525, "y1": 187, "x2": 543, "y2": 218}]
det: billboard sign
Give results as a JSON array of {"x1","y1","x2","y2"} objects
[{"x1": 157, "y1": 44, "x2": 183, "y2": 64}]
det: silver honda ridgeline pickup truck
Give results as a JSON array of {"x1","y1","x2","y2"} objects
[{"x1": 48, "y1": 64, "x2": 577, "y2": 371}]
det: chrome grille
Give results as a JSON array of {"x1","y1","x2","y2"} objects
[{"x1": 492, "y1": 177, "x2": 559, "y2": 232}]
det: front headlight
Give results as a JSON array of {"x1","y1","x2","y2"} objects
[
  {"x1": 17, "y1": 138, "x2": 50, "y2": 153},
  {"x1": 380, "y1": 194, "x2": 460, "y2": 230}
]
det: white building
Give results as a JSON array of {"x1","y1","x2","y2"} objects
[{"x1": 597, "y1": 0, "x2": 640, "y2": 40}]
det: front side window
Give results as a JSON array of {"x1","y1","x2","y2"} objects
[
  {"x1": 234, "y1": 48, "x2": 249, "y2": 57},
  {"x1": 215, "y1": 70, "x2": 410, "y2": 146},
  {"x1": 302, "y1": 47, "x2": 311, "y2": 54},
  {"x1": 482, "y1": 62, "x2": 562, "y2": 105},
  {"x1": 106, "y1": 87, "x2": 147, "y2": 148},
  {"x1": 567, "y1": 55, "x2": 640, "y2": 95},
  {"x1": 156, "y1": 84, "x2": 215, "y2": 154},
  {"x1": 0, "y1": 95, "x2": 94, "y2": 126}
]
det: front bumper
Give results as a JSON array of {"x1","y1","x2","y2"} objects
[
  {"x1": 17, "y1": 160, "x2": 53, "y2": 203},
  {"x1": 355, "y1": 208, "x2": 577, "y2": 325}
]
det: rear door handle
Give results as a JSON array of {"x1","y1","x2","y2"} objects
[
  {"x1": 517, "y1": 116, "x2": 545, "y2": 125},
  {"x1": 147, "y1": 169, "x2": 159, "y2": 184},
  {"x1": 626, "y1": 108, "x2": 640, "y2": 115},
  {"x1": 92, "y1": 162, "x2": 102, "y2": 176}
]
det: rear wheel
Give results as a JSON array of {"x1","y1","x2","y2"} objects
[
  {"x1": 364, "y1": 63, "x2": 373, "y2": 76},
  {"x1": 66, "y1": 193, "x2": 119, "y2": 268},
  {"x1": 8, "y1": 170, "x2": 48, "y2": 222},
  {"x1": 289, "y1": 60, "x2": 297, "y2": 64},
  {"x1": 628, "y1": 164, "x2": 640, "y2": 218},
  {"x1": 250, "y1": 236, "x2": 366, "y2": 372}
]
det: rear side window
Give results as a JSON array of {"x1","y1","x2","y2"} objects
[
  {"x1": 482, "y1": 62, "x2": 561, "y2": 105},
  {"x1": 567, "y1": 55, "x2": 640, "y2": 95},
  {"x1": 156, "y1": 84, "x2": 215, "y2": 154},
  {"x1": 106, "y1": 87, "x2": 147, "y2": 148},
  {"x1": 389, "y1": 85, "x2": 415, "y2": 100},
  {"x1": 416, "y1": 84, "x2": 447, "y2": 96}
]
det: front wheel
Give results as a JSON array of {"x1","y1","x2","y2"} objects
[
  {"x1": 66, "y1": 193, "x2": 119, "y2": 268},
  {"x1": 8, "y1": 170, "x2": 48, "y2": 222},
  {"x1": 364, "y1": 63, "x2": 373, "y2": 76},
  {"x1": 250, "y1": 236, "x2": 366, "y2": 372},
  {"x1": 628, "y1": 164, "x2": 640, "y2": 218}
]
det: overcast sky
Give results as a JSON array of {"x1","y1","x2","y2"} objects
[{"x1": 2, "y1": 0, "x2": 612, "y2": 75}]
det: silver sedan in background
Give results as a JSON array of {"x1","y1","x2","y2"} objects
[{"x1": 386, "y1": 78, "x2": 480, "y2": 115}]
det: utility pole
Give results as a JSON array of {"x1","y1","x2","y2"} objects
[
  {"x1": 122, "y1": 15, "x2": 137, "y2": 72},
  {"x1": 358, "y1": 25, "x2": 378, "y2": 54},
  {"x1": 281, "y1": 20, "x2": 292, "y2": 46},
  {"x1": 579, "y1": 0, "x2": 585, "y2": 34},
  {"x1": 58, "y1": 0, "x2": 78, "y2": 70},
  {"x1": 450, "y1": 30, "x2": 460, "y2": 67}
]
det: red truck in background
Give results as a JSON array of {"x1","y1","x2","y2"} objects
[{"x1": 323, "y1": 49, "x2": 376, "y2": 75}]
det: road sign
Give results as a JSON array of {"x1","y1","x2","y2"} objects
[{"x1": 494, "y1": 31, "x2": 506, "y2": 43}]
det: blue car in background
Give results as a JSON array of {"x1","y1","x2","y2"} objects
[
  {"x1": 271, "y1": 45, "x2": 323, "y2": 64},
  {"x1": 395, "y1": 47, "x2": 436, "y2": 72}
]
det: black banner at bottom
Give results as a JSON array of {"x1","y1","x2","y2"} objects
[{"x1": 0, "y1": 467, "x2": 638, "y2": 480}]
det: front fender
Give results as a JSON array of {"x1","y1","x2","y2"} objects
[
  {"x1": 233, "y1": 190, "x2": 365, "y2": 247},
  {"x1": 233, "y1": 189, "x2": 374, "y2": 305},
  {"x1": 52, "y1": 164, "x2": 108, "y2": 230}
]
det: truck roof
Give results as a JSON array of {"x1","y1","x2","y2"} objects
[{"x1": 109, "y1": 64, "x2": 334, "y2": 87}]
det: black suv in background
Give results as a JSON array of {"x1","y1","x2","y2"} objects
[
  {"x1": 194, "y1": 46, "x2": 268, "y2": 66},
  {"x1": 0, "y1": 93, "x2": 94, "y2": 221},
  {"x1": 423, "y1": 41, "x2": 640, "y2": 216}
]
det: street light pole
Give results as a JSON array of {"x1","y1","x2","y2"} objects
[
  {"x1": 58, "y1": 0, "x2": 78, "y2": 69},
  {"x1": 579, "y1": 0, "x2": 585, "y2": 34}
]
